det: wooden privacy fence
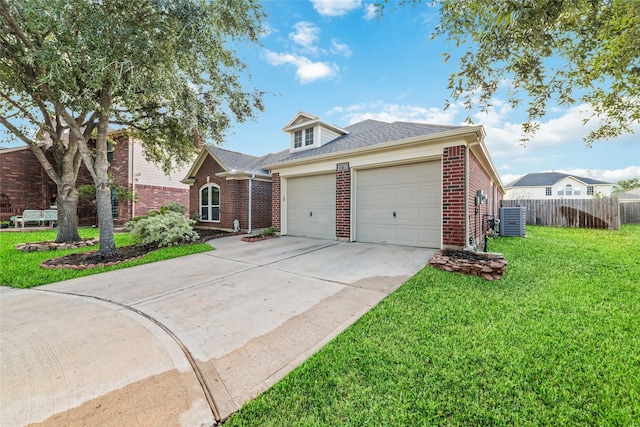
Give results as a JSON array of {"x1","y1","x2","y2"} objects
[
  {"x1": 620, "y1": 201, "x2": 640, "y2": 224},
  {"x1": 501, "y1": 198, "x2": 620, "y2": 230}
]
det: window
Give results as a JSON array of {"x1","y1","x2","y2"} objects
[
  {"x1": 107, "y1": 141, "x2": 114, "y2": 164},
  {"x1": 587, "y1": 186, "x2": 594, "y2": 195},
  {"x1": 545, "y1": 187, "x2": 552, "y2": 196},
  {"x1": 557, "y1": 189, "x2": 564, "y2": 196},
  {"x1": 111, "y1": 188, "x2": 119, "y2": 219},
  {"x1": 565, "y1": 184, "x2": 573, "y2": 196},
  {"x1": 294, "y1": 130, "x2": 302, "y2": 148},
  {"x1": 574, "y1": 188, "x2": 581, "y2": 195},
  {"x1": 305, "y1": 128, "x2": 314, "y2": 146},
  {"x1": 200, "y1": 184, "x2": 220, "y2": 222}
]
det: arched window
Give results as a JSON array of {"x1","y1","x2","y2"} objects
[
  {"x1": 565, "y1": 184, "x2": 573, "y2": 196},
  {"x1": 200, "y1": 184, "x2": 220, "y2": 222}
]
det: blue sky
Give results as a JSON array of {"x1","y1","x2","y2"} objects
[
  {"x1": 2, "y1": 0, "x2": 638, "y2": 185},
  {"x1": 221, "y1": 0, "x2": 639, "y2": 185}
]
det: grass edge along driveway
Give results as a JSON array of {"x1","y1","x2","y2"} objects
[
  {"x1": 226, "y1": 225, "x2": 640, "y2": 426},
  {"x1": 0, "y1": 229, "x2": 212, "y2": 288}
]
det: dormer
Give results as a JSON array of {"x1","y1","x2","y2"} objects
[{"x1": 282, "y1": 112, "x2": 349, "y2": 153}]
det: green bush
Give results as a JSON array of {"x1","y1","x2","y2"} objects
[{"x1": 126, "y1": 210, "x2": 199, "y2": 248}]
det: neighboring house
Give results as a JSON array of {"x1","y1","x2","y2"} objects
[
  {"x1": 0, "y1": 131, "x2": 189, "y2": 225},
  {"x1": 188, "y1": 112, "x2": 504, "y2": 250},
  {"x1": 182, "y1": 144, "x2": 286, "y2": 232},
  {"x1": 616, "y1": 187, "x2": 640, "y2": 202},
  {"x1": 504, "y1": 172, "x2": 613, "y2": 200}
]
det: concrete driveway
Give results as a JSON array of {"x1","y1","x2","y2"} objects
[{"x1": 0, "y1": 236, "x2": 434, "y2": 426}]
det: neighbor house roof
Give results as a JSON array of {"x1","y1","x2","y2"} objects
[
  {"x1": 506, "y1": 172, "x2": 610, "y2": 188},
  {"x1": 262, "y1": 120, "x2": 470, "y2": 166}
]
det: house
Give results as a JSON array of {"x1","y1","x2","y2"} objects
[
  {"x1": 504, "y1": 172, "x2": 613, "y2": 200},
  {"x1": 187, "y1": 112, "x2": 504, "y2": 249},
  {"x1": 616, "y1": 187, "x2": 640, "y2": 202},
  {"x1": 181, "y1": 144, "x2": 286, "y2": 232},
  {"x1": 0, "y1": 131, "x2": 189, "y2": 225}
]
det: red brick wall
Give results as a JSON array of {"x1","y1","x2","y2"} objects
[
  {"x1": 468, "y1": 150, "x2": 500, "y2": 247},
  {"x1": 0, "y1": 148, "x2": 49, "y2": 222},
  {"x1": 442, "y1": 145, "x2": 466, "y2": 248},
  {"x1": 132, "y1": 185, "x2": 189, "y2": 223},
  {"x1": 271, "y1": 172, "x2": 281, "y2": 232},
  {"x1": 251, "y1": 180, "x2": 272, "y2": 229},
  {"x1": 336, "y1": 162, "x2": 351, "y2": 239}
]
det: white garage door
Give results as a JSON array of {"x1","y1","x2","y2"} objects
[
  {"x1": 356, "y1": 161, "x2": 441, "y2": 247},
  {"x1": 287, "y1": 174, "x2": 336, "y2": 240}
]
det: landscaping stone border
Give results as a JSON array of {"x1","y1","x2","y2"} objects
[
  {"x1": 429, "y1": 250, "x2": 508, "y2": 281},
  {"x1": 39, "y1": 250, "x2": 146, "y2": 270},
  {"x1": 16, "y1": 238, "x2": 99, "y2": 252},
  {"x1": 241, "y1": 235, "x2": 279, "y2": 243}
]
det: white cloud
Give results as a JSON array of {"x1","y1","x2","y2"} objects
[
  {"x1": 310, "y1": 0, "x2": 362, "y2": 17},
  {"x1": 259, "y1": 23, "x2": 277, "y2": 38},
  {"x1": 289, "y1": 21, "x2": 321, "y2": 54},
  {"x1": 330, "y1": 39, "x2": 352, "y2": 57},
  {"x1": 326, "y1": 101, "x2": 460, "y2": 126},
  {"x1": 363, "y1": 4, "x2": 377, "y2": 20},
  {"x1": 263, "y1": 50, "x2": 338, "y2": 83}
]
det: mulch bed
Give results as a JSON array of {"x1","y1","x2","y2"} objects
[
  {"x1": 196, "y1": 229, "x2": 242, "y2": 242},
  {"x1": 40, "y1": 245, "x2": 156, "y2": 270}
]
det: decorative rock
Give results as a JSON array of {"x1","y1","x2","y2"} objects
[{"x1": 428, "y1": 250, "x2": 508, "y2": 281}]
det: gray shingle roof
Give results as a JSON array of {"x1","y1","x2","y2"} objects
[
  {"x1": 262, "y1": 120, "x2": 468, "y2": 166},
  {"x1": 207, "y1": 144, "x2": 288, "y2": 176},
  {"x1": 507, "y1": 172, "x2": 610, "y2": 187}
]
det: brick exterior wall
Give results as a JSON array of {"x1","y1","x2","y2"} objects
[
  {"x1": 250, "y1": 180, "x2": 272, "y2": 229},
  {"x1": 468, "y1": 150, "x2": 502, "y2": 247},
  {"x1": 0, "y1": 148, "x2": 49, "y2": 222},
  {"x1": 189, "y1": 153, "x2": 271, "y2": 231},
  {"x1": 336, "y1": 162, "x2": 351, "y2": 239},
  {"x1": 133, "y1": 184, "x2": 189, "y2": 217},
  {"x1": 271, "y1": 172, "x2": 281, "y2": 232},
  {"x1": 442, "y1": 145, "x2": 466, "y2": 248}
]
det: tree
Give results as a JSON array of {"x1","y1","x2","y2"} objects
[
  {"x1": 382, "y1": 0, "x2": 640, "y2": 144},
  {"x1": 613, "y1": 178, "x2": 640, "y2": 193},
  {"x1": 0, "y1": 0, "x2": 265, "y2": 255}
]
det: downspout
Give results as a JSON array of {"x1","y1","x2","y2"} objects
[
  {"x1": 129, "y1": 136, "x2": 135, "y2": 219},
  {"x1": 247, "y1": 174, "x2": 255, "y2": 234}
]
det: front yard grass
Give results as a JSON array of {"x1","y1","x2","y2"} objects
[
  {"x1": 226, "y1": 225, "x2": 640, "y2": 426},
  {"x1": 0, "y1": 228, "x2": 212, "y2": 288}
]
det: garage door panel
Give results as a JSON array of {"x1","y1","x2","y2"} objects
[
  {"x1": 287, "y1": 174, "x2": 336, "y2": 240},
  {"x1": 356, "y1": 162, "x2": 441, "y2": 248}
]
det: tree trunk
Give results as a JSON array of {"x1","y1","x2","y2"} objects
[
  {"x1": 96, "y1": 180, "x2": 116, "y2": 256},
  {"x1": 54, "y1": 182, "x2": 81, "y2": 243}
]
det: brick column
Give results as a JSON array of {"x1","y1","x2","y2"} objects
[
  {"x1": 271, "y1": 172, "x2": 281, "y2": 232},
  {"x1": 336, "y1": 162, "x2": 351, "y2": 240},
  {"x1": 442, "y1": 146, "x2": 466, "y2": 248}
]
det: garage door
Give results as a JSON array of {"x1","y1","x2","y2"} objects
[
  {"x1": 287, "y1": 174, "x2": 336, "y2": 239},
  {"x1": 356, "y1": 161, "x2": 441, "y2": 247}
]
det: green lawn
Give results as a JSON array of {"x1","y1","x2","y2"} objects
[
  {"x1": 226, "y1": 225, "x2": 640, "y2": 426},
  {"x1": 0, "y1": 228, "x2": 212, "y2": 288}
]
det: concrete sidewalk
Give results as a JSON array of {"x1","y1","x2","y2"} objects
[{"x1": 1, "y1": 236, "x2": 434, "y2": 426}]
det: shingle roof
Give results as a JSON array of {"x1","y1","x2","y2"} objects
[
  {"x1": 262, "y1": 120, "x2": 468, "y2": 166},
  {"x1": 207, "y1": 144, "x2": 288, "y2": 175},
  {"x1": 507, "y1": 172, "x2": 610, "y2": 187}
]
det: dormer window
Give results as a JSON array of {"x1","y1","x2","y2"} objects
[
  {"x1": 294, "y1": 130, "x2": 303, "y2": 148},
  {"x1": 283, "y1": 112, "x2": 349, "y2": 153},
  {"x1": 305, "y1": 128, "x2": 314, "y2": 146}
]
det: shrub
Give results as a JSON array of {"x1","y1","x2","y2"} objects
[
  {"x1": 260, "y1": 226, "x2": 276, "y2": 237},
  {"x1": 126, "y1": 210, "x2": 199, "y2": 248}
]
